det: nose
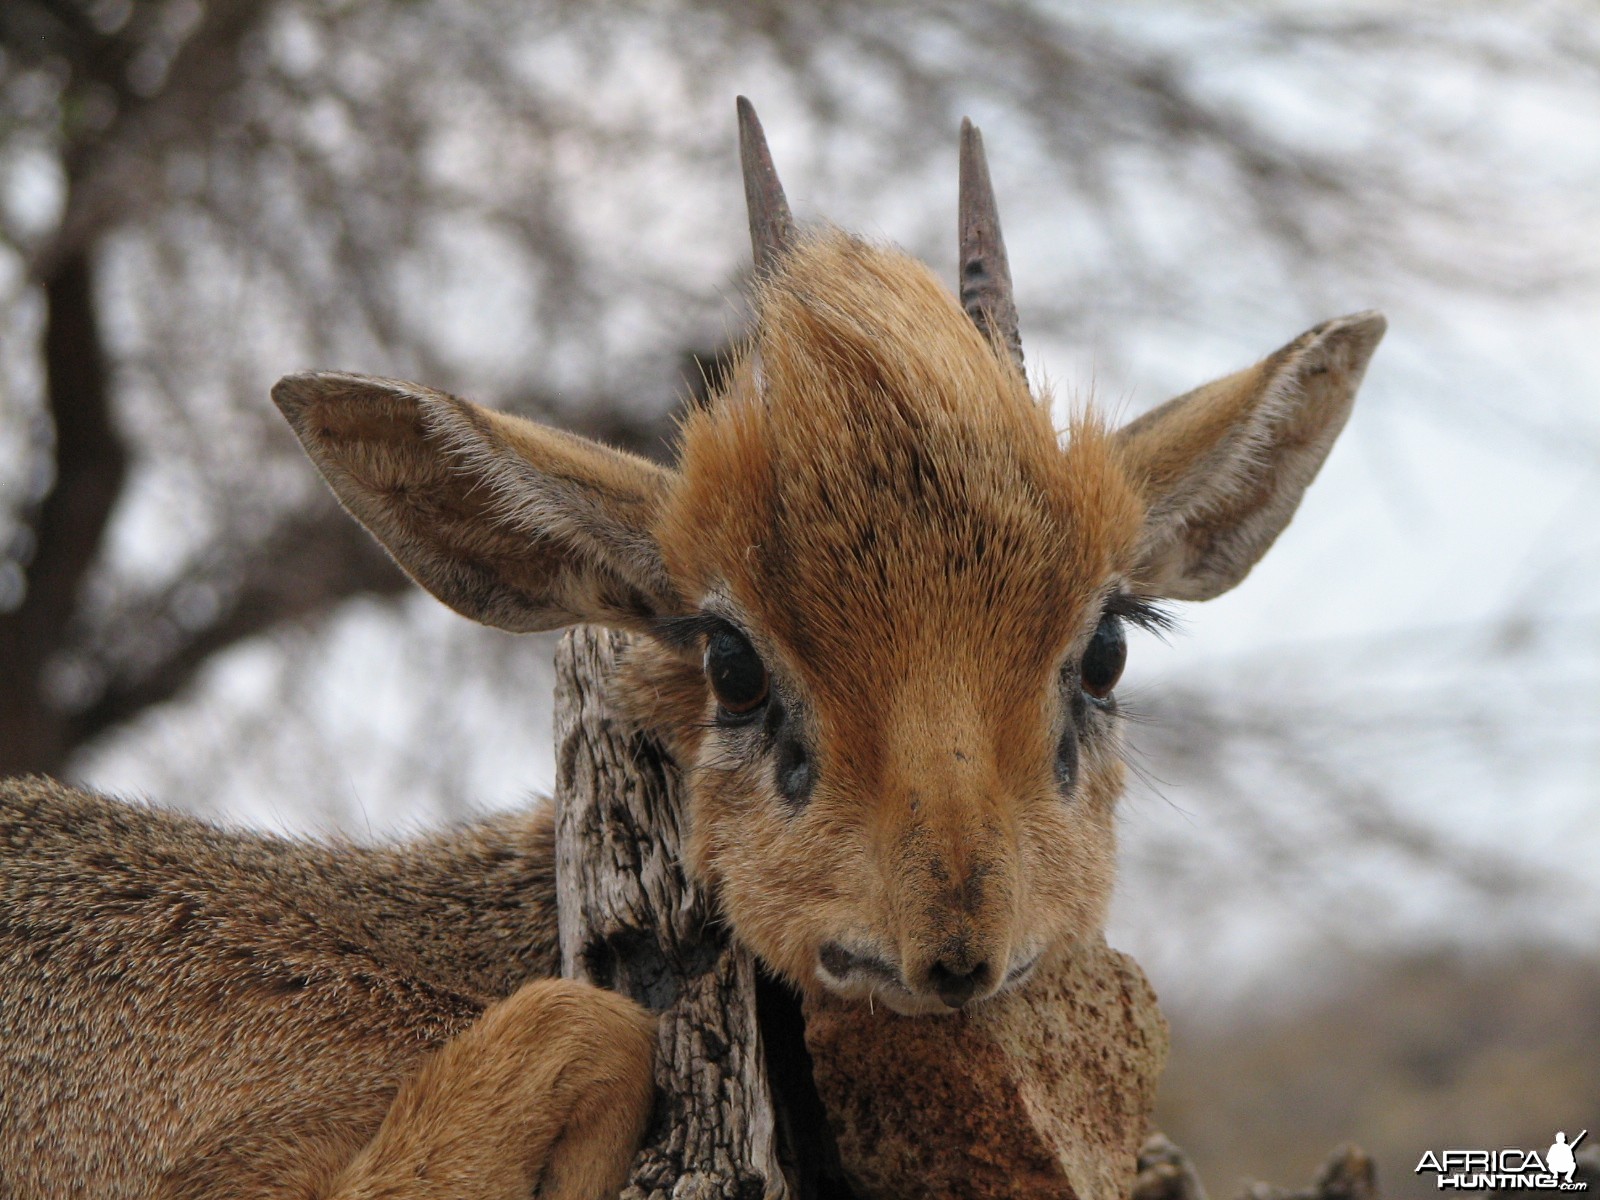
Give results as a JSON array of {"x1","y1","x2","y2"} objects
[{"x1": 927, "y1": 957, "x2": 993, "y2": 1009}]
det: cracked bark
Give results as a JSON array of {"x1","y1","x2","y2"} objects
[{"x1": 554, "y1": 625, "x2": 798, "y2": 1200}]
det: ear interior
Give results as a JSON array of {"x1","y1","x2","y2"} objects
[
  {"x1": 1116, "y1": 311, "x2": 1386, "y2": 601},
  {"x1": 272, "y1": 372, "x2": 679, "y2": 632}
]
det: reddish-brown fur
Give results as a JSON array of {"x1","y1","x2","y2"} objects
[{"x1": 1, "y1": 121, "x2": 1384, "y2": 1195}]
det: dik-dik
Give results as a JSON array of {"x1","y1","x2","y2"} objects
[{"x1": 0, "y1": 100, "x2": 1384, "y2": 1198}]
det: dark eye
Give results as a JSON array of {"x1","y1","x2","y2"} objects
[
  {"x1": 1080, "y1": 613, "x2": 1127, "y2": 700},
  {"x1": 705, "y1": 626, "x2": 770, "y2": 719}
]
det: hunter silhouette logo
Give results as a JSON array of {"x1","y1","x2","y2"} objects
[{"x1": 1416, "y1": 1131, "x2": 1589, "y2": 1191}]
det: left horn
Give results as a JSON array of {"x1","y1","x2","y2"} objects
[
  {"x1": 958, "y1": 118, "x2": 1024, "y2": 372},
  {"x1": 737, "y1": 96, "x2": 795, "y2": 274}
]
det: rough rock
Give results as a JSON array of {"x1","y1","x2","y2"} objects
[{"x1": 803, "y1": 937, "x2": 1169, "y2": 1200}]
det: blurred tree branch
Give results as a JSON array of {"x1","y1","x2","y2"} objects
[
  {"x1": 1, "y1": 0, "x2": 280, "y2": 774},
  {"x1": 0, "y1": 0, "x2": 699, "y2": 775},
  {"x1": 0, "y1": 246, "x2": 123, "y2": 774}
]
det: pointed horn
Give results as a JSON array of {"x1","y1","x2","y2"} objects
[
  {"x1": 737, "y1": 96, "x2": 795, "y2": 274},
  {"x1": 958, "y1": 118, "x2": 1024, "y2": 372}
]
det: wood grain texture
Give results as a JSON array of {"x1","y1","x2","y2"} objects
[{"x1": 554, "y1": 625, "x2": 790, "y2": 1200}]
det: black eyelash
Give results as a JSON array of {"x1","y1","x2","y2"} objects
[
  {"x1": 1102, "y1": 592, "x2": 1176, "y2": 637},
  {"x1": 649, "y1": 612, "x2": 732, "y2": 651}
]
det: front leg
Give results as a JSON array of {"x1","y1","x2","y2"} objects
[{"x1": 328, "y1": 978, "x2": 656, "y2": 1200}]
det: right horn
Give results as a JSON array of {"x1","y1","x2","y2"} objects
[
  {"x1": 737, "y1": 96, "x2": 795, "y2": 274},
  {"x1": 958, "y1": 118, "x2": 1024, "y2": 373}
]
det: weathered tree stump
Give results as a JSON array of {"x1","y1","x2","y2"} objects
[{"x1": 554, "y1": 625, "x2": 793, "y2": 1199}]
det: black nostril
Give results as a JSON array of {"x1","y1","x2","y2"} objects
[{"x1": 928, "y1": 959, "x2": 990, "y2": 1009}]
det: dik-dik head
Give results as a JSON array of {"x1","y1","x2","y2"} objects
[{"x1": 274, "y1": 100, "x2": 1383, "y2": 1015}]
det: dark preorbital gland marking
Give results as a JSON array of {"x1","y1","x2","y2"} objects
[
  {"x1": 775, "y1": 727, "x2": 815, "y2": 810},
  {"x1": 1056, "y1": 722, "x2": 1079, "y2": 792}
]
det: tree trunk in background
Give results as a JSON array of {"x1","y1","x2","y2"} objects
[
  {"x1": 553, "y1": 625, "x2": 797, "y2": 1199},
  {"x1": 0, "y1": 245, "x2": 125, "y2": 779}
]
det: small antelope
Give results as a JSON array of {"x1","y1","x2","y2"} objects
[{"x1": 0, "y1": 100, "x2": 1383, "y2": 1197}]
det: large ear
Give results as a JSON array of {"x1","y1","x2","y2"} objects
[
  {"x1": 272, "y1": 372, "x2": 680, "y2": 632},
  {"x1": 1114, "y1": 311, "x2": 1386, "y2": 601}
]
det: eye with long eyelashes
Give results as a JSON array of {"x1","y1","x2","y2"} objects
[
  {"x1": 705, "y1": 624, "x2": 770, "y2": 721},
  {"x1": 1058, "y1": 608, "x2": 1133, "y2": 793},
  {"x1": 1080, "y1": 612, "x2": 1127, "y2": 701}
]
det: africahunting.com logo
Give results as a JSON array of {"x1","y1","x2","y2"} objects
[{"x1": 1416, "y1": 1131, "x2": 1589, "y2": 1191}]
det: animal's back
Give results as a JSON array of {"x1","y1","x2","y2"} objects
[{"x1": 0, "y1": 776, "x2": 561, "y2": 1197}]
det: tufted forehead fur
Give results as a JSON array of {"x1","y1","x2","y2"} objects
[{"x1": 663, "y1": 231, "x2": 1141, "y2": 753}]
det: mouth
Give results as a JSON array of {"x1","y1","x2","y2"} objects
[
  {"x1": 1002, "y1": 950, "x2": 1042, "y2": 988},
  {"x1": 816, "y1": 940, "x2": 1043, "y2": 1014},
  {"x1": 818, "y1": 941, "x2": 899, "y2": 987},
  {"x1": 816, "y1": 941, "x2": 929, "y2": 1014}
]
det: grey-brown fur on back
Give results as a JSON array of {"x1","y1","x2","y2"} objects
[{"x1": 0, "y1": 776, "x2": 560, "y2": 1197}]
